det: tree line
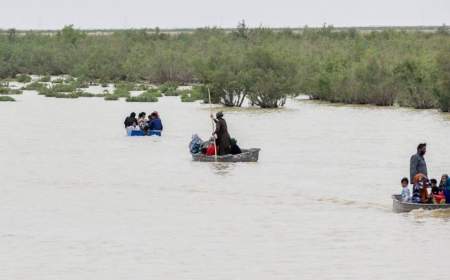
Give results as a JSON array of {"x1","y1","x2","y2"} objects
[{"x1": 1, "y1": 24, "x2": 449, "y2": 111}]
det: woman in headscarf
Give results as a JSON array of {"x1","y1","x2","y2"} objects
[
  {"x1": 211, "y1": 111, "x2": 231, "y2": 156},
  {"x1": 147, "y1": 111, "x2": 163, "y2": 136},
  {"x1": 439, "y1": 174, "x2": 448, "y2": 192}
]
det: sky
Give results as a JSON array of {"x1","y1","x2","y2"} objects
[{"x1": 1, "y1": 0, "x2": 449, "y2": 30}]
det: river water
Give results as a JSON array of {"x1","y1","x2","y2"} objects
[{"x1": 1, "y1": 91, "x2": 450, "y2": 280}]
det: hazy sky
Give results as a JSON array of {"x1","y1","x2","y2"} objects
[{"x1": 1, "y1": 0, "x2": 449, "y2": 29}]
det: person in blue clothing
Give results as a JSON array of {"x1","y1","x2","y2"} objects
[
  {"x1": 442, "y1": 174, "x2": 450, "y2": 204},
  {"x1": 147, "y1": 111, "x2": 163, "y2": 136}
]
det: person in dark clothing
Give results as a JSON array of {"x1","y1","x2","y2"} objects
[
  {"x1": 230, "y1": 138, "x2": 242, "y2": 155},
  {"x1": 124, "y1": 112, "x2": 137, "y2": 128},
  {"x1": 211, "y1": 111, "x2": 231, "y2": 156},
  {"x1": 410, "y1": 143, "x2": 428, "y2": 184},
  {"x1": 147, "y1": 111, "x2": 163, "y2": 136}
]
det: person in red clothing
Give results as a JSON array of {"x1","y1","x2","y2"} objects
[{"x1": 206, "y1": 143, "x2": 217, "y2": 156}]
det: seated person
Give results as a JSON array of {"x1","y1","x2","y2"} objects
[
  {"x1": 206, "y1": 142, "x2": 217, "y2": 156},
  {"x1": 439, "y1": 174, "x2": 448, "y2": 192},
  {"x1": 431, "y1": 178, "x2": 446, "y2": 204},
  {"x1": 230, "y1": 138, "x2": 242, "y2": 155},
  {"x1": 137, "y1": 112, "x2": 147, "y2": 130},
  {"x1": 412, "y1": 173, "x2": 428, "y2": 203},
  {"x1": 147, "y1": 111, "x2": 163, "y2": 135},
  {"x1": 400, "y1": 177, "x2": 410, "y2": 202}
]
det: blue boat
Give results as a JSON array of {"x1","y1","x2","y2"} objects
[{"x1": 128, "y1": 130, "x2": 162, "y2": 136}]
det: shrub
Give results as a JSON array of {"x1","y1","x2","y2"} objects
[
  {"x1": 23, "y1": 82, "x2": 47, "y2": 91},
  {"x1": 104, "y1": 94, "x2": 119, "y2": 101},
  {"x1": 39, "y1": 75, "x2": 51, "y2": 82},
  {"x1": 54, "y1": 92, "x2": 79, "y2": 98},
  {"x1": 0, "y1": 96, "x2": 15, "y2": 101},
  {"x1": 126, "y1": 95, "x2": 158, "y2": 102},
  {"x1": 0, "y1": 87, "x2": 22, "y2": 95},
  {"x1": 52, "y1": 78, "x2": 65, "y2": 84},
  {"x1": 16, "y1": 74, "x2": 32, "y2": 83},
  {"x1": 112, "y1": 87, "x2": 130, "y2": 97},
  {"x1": 159, "y1": 82, "x2": 178, "y2": 94},
  {"x1": 77, "y1": 91, "x2": 96, "y2": 97},
  {"x1": 394, "y1": 58, "x2": 438, "y2": 109},
  {"x1": 180, "y1": 87, "x2": 204, "y2": 102},
  {"x1": 435, "y1": 47, "x2": 450, "y2": 112},
  {"x1": 51, "y1": 83, "x2": 77, "y2": 92},
  {"x1": 246, "y1": 48, "x2": 298, "y2": 108},
  {"x1": 126, "y1": 90, "x2": 159, "y2": 102}
]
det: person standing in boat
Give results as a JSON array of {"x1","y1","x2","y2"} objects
[
  {"x1": 211, "y1": 111, "x2": 231, "y2": 156},
  {"x1": 410, "y1": 143, "x2": 428, "y2": 184}
]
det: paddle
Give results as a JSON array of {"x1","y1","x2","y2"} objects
[{"x1": 208, "y1": 87, "x2": 218, "y2": 161}]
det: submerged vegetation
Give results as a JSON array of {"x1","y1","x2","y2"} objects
[
  {"x1": 0, "y1": 86, "x2": 22, "y2": 95},
  {"x1": 0, "y1": 96, "x2": 15, "y2": 101},
  {"x1": 1, "y1": 24, "x2": 450, "y2": 110}
]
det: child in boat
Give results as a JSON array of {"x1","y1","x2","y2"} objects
[
  {"x1": 430, "y1": 178, "x2": 446, "y2": 204},
  {"x1": 412, "y1": 173, "x2": 427, "y2": 203},
  {"x1": 401, "y1": 177, "x2": 410, "y2": 202},
  {"x1": 420, "y1": 179, "x2": 431, "y2": 203},
  {"x1": 137, "y1": 112, "x2": 147, "y2": 130}
]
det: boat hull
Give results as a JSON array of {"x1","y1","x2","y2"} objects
[
  {"x1": 392, "y1": 194, "x2": 450, "y2": 213},
  {"x1": 192, "y1": 148, "x2": 260, "y2": 162}
]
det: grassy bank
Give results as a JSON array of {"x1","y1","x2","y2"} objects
[{"x1": 1, "y1": 25, "x2": 450, "y2": 110}]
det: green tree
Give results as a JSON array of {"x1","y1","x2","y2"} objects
[{"x1": 245, "y1": 48, "x2": 297, "y2": 108}]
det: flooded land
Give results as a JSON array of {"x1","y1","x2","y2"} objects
[{"x1": 1, "y1": 90, "x2": 450, "y2": 279}]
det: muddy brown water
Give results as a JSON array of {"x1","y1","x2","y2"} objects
[{"x1": 1, "y1": 91, "x2": 450, "y2": 279}]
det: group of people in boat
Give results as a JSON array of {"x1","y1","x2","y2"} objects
[
  {"x1": 124, "y1": 111, "x2": 163, "y2": 136},
  {"x1": 400, "y1": 143, "x2": 450, "y2": 204},
  {"x1": 189, "y1": 111, "x2": 242, "y2": 156}
]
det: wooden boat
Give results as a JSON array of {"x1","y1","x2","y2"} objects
[
  {"x1": 192, "y1": 148, "x2": 261, "y2": 162},
  {"x1": 392, "y1": 194, "x2": 450, "y2": 213}
]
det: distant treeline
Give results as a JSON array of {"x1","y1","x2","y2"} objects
[{"x1": 1, "y1": 24, "x2": 450, "y2": 110}]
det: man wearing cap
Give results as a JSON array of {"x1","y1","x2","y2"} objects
[
  {"x1": 410, "y1": 143, "x2": 428, "y2": 183},
  {"x1": 211, "y1": 111, "x2": 232, "y2": 155}
]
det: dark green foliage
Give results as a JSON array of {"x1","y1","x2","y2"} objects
[
  {"x1": 435, "y1": 47, "x2": 450, "y2": 112},
  {"x1": 104, "y1": 94, "x2": 119, "y2": 101},
  {"x1": 159, "y1": 82, "x2": 178, "y2": 96},
  {"x1": 245, "y1": 48, "x2": 297, "y2": 108},
  {"x1": 0, "y1": 96, "x2": 15, "y2": 101},
  {"x1": 16, "y1": 74, "x2": 32, "y2": 83},
  {"x1": 126, "y1": 95, "x2": 158, "y2": 102},
  {"x1": 1, "y1": 25, "x2": 450, "y2": 110},
  {"x1": 51, "y1": 83, "x2": 77, "y2": 92},
  {"x1": 52, "y1": 79, "x2": 65, "y2": 84},
  {"x1": 0, "y1": 87, "x2": 22, "y2": 95},
  {"x1": 145, "y1": 88, "x2": 162, "y2": 97},
  {"x1": 39, "y1": 75, "x2": 51, "y2": 82},
  {"x1": 394, "y1": 58, "x2": 438, "y2": 108},
  {"x1": 54, "y1": 92, "x2": 79, "y2": 99},
  {"x1": 23, "y1": 81, "x2": 47, "y2": 90},
  {"x1": 180, "y1": 86, "x2": 204, "y2": 102},
  {"x1": 112, "y1": 87, "x2": 130, "y2": 97}
]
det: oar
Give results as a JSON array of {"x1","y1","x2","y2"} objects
[{"x1": 208, "y1": 87, "x2": 218, "y2": 161}]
